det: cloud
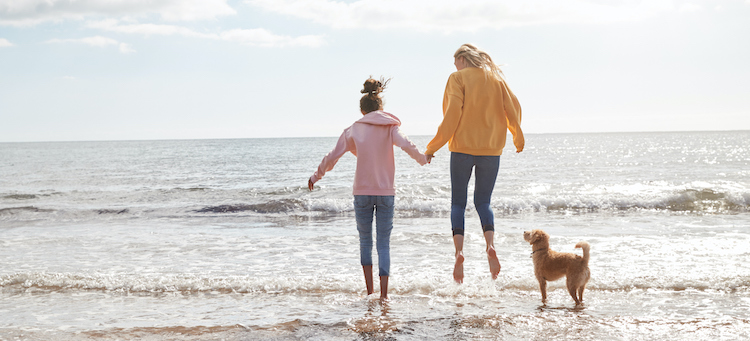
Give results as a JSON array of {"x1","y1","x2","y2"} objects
[
  {"x1": 46, "y1": 35, "x2": 118, "y2": 47},
  {"x1": 45, "y1": 35, "x2": 135, "y2": 53},
  {"x1": 219, "y1": 28, "x2": 325, "y2": 47},
  {"x1": 245, "y1": 0, "x2": 693, "y2": 32},
  {"x1": 0, "y1": 0, "x2": 318, "y2": 49},
  {"x1": 87, "y1": 19, "x2": 214, "y2": 38},
  {"x1": 0, "y1": 37, "x2": 13, "y2": 47},
  {"x1": 679, "y1": 3, "x2": 703, "y2": 12},
  {"x1": 88, "y1": 19, "x2": 326, "y2": 47},
  {"x1": 119, "y1": 42, "x2": 136, "y2": 53},
  {"x1": 0, "y1": 0, "x2": 236, "y2": 26}
]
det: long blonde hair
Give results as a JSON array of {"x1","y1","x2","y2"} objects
[{"x1": 454, "y1": 43, "x2": 505, "y2": 80}]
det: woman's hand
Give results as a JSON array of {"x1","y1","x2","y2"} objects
[
  {"x1": 426, "y1": 154, "x2": 434, "y2": 163},
  {"x1": 308, "y1": 178, "x2": 314, "y2": 191}
]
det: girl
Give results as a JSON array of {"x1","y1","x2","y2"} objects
[{"x1": 308, "y1": 77, "x2": 429, "y2": 300}]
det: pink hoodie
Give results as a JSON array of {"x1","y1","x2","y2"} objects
[{"x1": 310, "y1": 110, "x2": 428, "y2": 196}]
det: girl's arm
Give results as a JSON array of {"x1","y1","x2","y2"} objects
[
  {"x1": 392, "y1": 126, "x2": 429, "y2": 166},
  {"x1": 310, "y1": 129, "x2": 351, "y2": 187}
]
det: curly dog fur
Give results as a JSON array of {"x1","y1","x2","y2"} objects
[{"x1": 523, "y1": 229, "x2": 590, "y2": 305}]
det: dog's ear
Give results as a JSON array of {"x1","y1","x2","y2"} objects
[{"x1": 530, "y1": 230, "x2": 540, "y2": 243}]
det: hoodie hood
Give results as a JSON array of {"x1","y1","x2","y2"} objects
[{"x1": 355, "y1": 110, "x2": 401, "y2": 127}]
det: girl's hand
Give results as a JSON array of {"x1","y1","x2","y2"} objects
[
  {"x1": 426, "y1": 154, "x2": 434, "y2": 163},
  {"x1": 308, "y1": 178, "x2": 314, "y2": 191}
]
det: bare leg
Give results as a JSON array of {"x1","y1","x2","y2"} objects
[
  {"x1": 380, "y1": 276, "x2": 389, "y2": 300},
  {"x1": 453, "y1": 234, "x2": 464, "y2": 284},
  {"x1": 484, "y1": 230, "x2": 501, "y2": 279},
  {"x1": 363, "y1": 265, "x2": 374, "y2": 295}
]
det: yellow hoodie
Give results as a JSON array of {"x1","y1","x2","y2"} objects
[{"x1": 426, "y1": 67, "x2": 524, "y2": 156}]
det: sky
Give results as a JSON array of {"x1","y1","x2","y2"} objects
[{"x1": 1, "y1": 0, "x2": 749, "y2": 142}]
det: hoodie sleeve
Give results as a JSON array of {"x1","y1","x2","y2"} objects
[
  {"x1": 426, "y1": 72, "x2": 464, "y2": 155},
  {"x1": 310, "y1": 128, "x2": 353, "y2": 184},
  {"x1": 502, "y1": 81, "x2": 524, "y2": 152},
  {"x1": 392, "y1": 126, "x2": 428, "y2": 166}
]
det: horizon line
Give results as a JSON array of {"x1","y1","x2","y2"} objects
[{"x1": 1, "y1": 128, "x2": 748, "y2": 144}]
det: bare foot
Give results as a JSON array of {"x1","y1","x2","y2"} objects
[
  {"x1": 453, "y1": 251, "x2": 464, "y2": 284},
  {"x1": 487, "y1": 246, "x2": 501, "y2": 280}
]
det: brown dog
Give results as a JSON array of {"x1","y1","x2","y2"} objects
[{"x1": 523, "y1": 229, "x2": 590, "y2": 305}]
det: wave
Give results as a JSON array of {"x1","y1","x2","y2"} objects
[
  {"x1": 492, "y1": 187, "x2": 750, "y2": 214},
  {"x1": 658, "y1": 188, "x2": 747, "y2": 212},
  {"x1": 170, "y1": 187, "x2": 210, "y2": 192},
  {"x1": 2, "y1": 194, "x2": 38, "y2": 200},
  {"x1": 1, "y1": 192, "x2": 60, "y2": 200},
  {"x1": 0, "y1": 206, "x2": 132, "y2": 217},
  {"x1": 191, "y1": 188, "x2": 750, "y2": 215},
  {"x1": 0, "y1": 206, "x2": 54, "y2": 215},
  {"x1": 2, "y1": 186, "x2": 747, "y2": 223},
  {"x1": 96, "y1": 208, "x2": 129, "y2": 215},
  {"x1": 194, "y1": 199, "x2": 306, "y2": 214},
  {"x1": 3, "y1": 272, "x2": 748, "y2": 297},
  {"x1": 0, "y1": 272, "x2": 361, "y2": 295}
]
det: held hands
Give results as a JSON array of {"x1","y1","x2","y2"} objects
[{"x1": 426, "y1": 154, "x2": 434, "y2": 163}]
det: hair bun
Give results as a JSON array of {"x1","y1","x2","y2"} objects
[
  {"x1": 359, "y1": 76, "x2": 391, "y2": 113},
  {"x1": 361, "y1": 78, "x2": 383, "y2": 95}
]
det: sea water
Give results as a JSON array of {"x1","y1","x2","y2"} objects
[{"x1": 1, "y1": 131, "x2": 749, "y2": 340}]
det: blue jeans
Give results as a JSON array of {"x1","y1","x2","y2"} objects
[
  {"x1": 450, "y1": 152, "x2": 501, "y2": 235},
  {"x1": 354, "y1": 195, "x2": 394, "y2": 276}
]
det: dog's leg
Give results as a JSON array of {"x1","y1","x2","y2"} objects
[
  {"x1": 577, "y1": 268, "x2": 590, "y2": 304},
  {"x1": 538, "y1": 278, "x2": 547, "y2": 303},
  {"x1": 567, "y1": 286, "x2": 580, "y2": 305},
  {"x1": 577, "y1": 285, "x2": 585, "y2": 303},
  {"x1": 566, "y1": 277, "x2": 582, "y2": 305}
]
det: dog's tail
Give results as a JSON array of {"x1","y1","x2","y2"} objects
[{"x1": 575, "y1": 241, "x2": 590, "y2": 267}]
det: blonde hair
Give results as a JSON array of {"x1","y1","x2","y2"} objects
[
  {"x1": 454, "y1": 43, "x2": 505, "y2": 80},
  {"x1": 359, "y1": 76, "x2": 391, "y2": 113}
]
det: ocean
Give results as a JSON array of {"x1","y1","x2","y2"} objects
[{"x1": 1, "y1": 131, "x2": 749, "y2": 340}]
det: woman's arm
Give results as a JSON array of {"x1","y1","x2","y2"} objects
[
  {"x1": 426, "y1": 73, "x2": 464, "y2": 155},
  {"x1": 503, "y1": 82, "x2": 524, "y2": 153}
]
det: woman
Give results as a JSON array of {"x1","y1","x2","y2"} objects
[{"x1": 425, "y1": 44, "x2": 524, "y2": 284}]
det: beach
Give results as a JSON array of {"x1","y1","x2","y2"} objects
[{"x1": 1, "y1": 131, "x2": 749, "y2": 340}]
